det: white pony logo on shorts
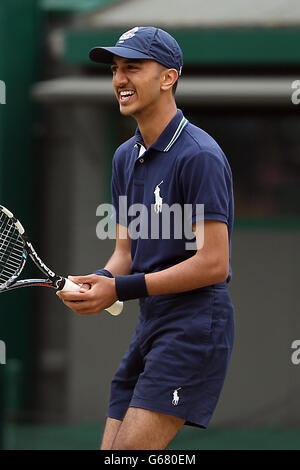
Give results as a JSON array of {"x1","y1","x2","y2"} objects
[
  {"x1": 118, "y1": 27, "x2": 139, "y2": 44},
  {"x1": 172, "y1": 387, "x2": 181, "y2": 406}
]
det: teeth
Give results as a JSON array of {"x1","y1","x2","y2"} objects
[{"x1": 120, "y1": 91, "x2": 135, "y2": 97}]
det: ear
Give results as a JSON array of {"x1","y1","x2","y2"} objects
[{"x1": 160, "y1": 69, "x2": 178, "y2": 92}]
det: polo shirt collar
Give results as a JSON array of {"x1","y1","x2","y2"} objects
[{"x1": 134, "y1": 109, "x2": 188, "y2": 153}]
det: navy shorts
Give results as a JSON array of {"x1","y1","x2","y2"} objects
[{"x1": 107, "y1": 284, "x2": 235, "y2": 428}]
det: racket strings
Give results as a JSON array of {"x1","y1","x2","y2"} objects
[{"x1": 0, "y1": 212, "x2": 25, "y2": 285}]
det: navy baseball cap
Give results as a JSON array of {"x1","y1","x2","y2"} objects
[{"x1": 89, "y1": 26, "x2": 183, "y2": 76}]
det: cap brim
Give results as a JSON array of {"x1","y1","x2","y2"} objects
[{"x1": 89, "y1": 46, "x2": 153, "y2": 64}]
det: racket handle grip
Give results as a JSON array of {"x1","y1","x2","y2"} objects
[
  {"x1": 106, "y1": 300, "x2": 123, "y2": 316},
  {"x1": 61, "y1": 278, "x2": 124, "y2": 316},
  {"x1": 62, "y1": 278, "x2": 81, "y2": 292}
]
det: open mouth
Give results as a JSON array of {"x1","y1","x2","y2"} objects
[{"x1": 119, "y1": 89, "x2": 136, "y2": 103}]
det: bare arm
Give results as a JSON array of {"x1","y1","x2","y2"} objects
[
  {"x1": 145, "y1": 220, "x2": 229, "y2": 295},
  {"x1": 57, "y1": 224, "x2": 131, "y2": 314},
  {"x1": 103, "y1": 224, "x2": 132, "y2": 276},
  {"x1": 58, "y1": 221, "x2": 228, "y2": 314}
]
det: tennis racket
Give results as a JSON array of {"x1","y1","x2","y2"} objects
[{"x1": 0, "y1": 205, "x2": 123, "y2": 316}]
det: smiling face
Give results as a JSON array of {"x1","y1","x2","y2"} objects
[{"x1": 111, "y1": 56, "x2": 168, "y2": 118}]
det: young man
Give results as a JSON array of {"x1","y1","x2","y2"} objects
[{"x1": 57, "y1": 27, "x2": 235, "y2": 450}]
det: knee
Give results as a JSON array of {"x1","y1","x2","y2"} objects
[{"x1": 111, "y1": 436, "x2": 138, "y2": 450}]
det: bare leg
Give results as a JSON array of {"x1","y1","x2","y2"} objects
[
  {"x1": 111, "y1": 407, "x2": 185, "y2": 450},
  {"x1": 100, "y1": 417, "x2": 122, "y2": 450}
]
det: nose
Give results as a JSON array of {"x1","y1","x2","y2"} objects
[{"x1": 113, "y1": 68, "x2": 128, "y2": 87}]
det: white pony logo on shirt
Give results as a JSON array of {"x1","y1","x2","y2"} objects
[{"x1": 154, "y1": 180, "x2": 164, "y2": 213}]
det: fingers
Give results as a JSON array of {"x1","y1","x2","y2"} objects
[
  {"x1": 62, "y1": 299, "x2": 101, "y2": 315},
  {"x1": 56, "y1": 290, "x2": 89, "y2": 301},
  {"x1": 68, "y1": 274, "x2": 98, "y2": 285},
  {"x1": 56, "y1": 275, "x2": 101, "y2": 313},
  {"x1": 56, "y1": 274, "x2": 115, "y2": 315},
  {"x1": 80, "y1": 283, "x2": 91, "y2": 293},
  {"x1": 57, "y1": 276, "x2": 94, "y2": 300},
  {"x1": 56, "y1": 289, "x2": 98, "y2": 314}
]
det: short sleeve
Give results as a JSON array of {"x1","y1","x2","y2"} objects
[{"x1": 180, "y1": 149, "x2": 231, "y2": 225}]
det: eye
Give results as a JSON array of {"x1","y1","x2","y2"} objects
[{"x1": 111, "y1": 66, "x2": 117, "y2": 74}]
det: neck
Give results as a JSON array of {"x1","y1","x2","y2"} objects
[{"x1": 135, "y1": 99, "x2": 178, "y2": 148}]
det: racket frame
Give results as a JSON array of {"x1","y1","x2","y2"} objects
[
  {"x1": 0, "y1": 205, "x2": 73, "y2": 292},
  {"x1": 0, "y1": 205, "x2": 124, "y2": 316}
]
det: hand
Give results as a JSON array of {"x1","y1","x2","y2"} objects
[{"x1": 56, "y1": 274, "x2": 118, "y2": 315}]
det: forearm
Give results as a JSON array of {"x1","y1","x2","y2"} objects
[
  {"x1": 114, "y1": 222, "x2": 229, "y2": 300},
  {"x1": 145, "y1": 252, "x2": 228, "y2": 296},
  {"x1": 104, "y1": 249, "x2": 132, "y2": 277}
]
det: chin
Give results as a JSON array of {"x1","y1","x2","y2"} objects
[
  {"x1": 119, "y1": 95, "x2": 146, "y2": 114},
  {"x1": 119, "y1": 104, "x2": 141, "y2": 118},
  {"x1": 119, "y1": 105, "x2": 133, "y2": 116}
]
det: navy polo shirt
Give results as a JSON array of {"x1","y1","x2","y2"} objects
[{"x1": 111, "y1": 109, "x2": 234, "y2": 283}]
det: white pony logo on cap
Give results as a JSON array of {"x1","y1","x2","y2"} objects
[{"x1": 118, "y1": 27, "x2": 139, "y2": 44}]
